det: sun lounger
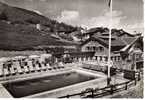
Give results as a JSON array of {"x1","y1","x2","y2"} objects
[
  {"x1": 58, "y1": 62, "x2": 64, "y2": 68},
  {"x1": 35, "y1": 64, "x2": 41, "y2": 71},
  {"x1": 17, "y1": 66, "x2": 23, "y2": 74},
  {"x1": 29, "y1": 65, "x2": 35, "y2": 72},
  {"x1": 28, "y1": 61, "x2": 35, "y2": 72},
  {"x1": 46, "y1": 63, "x2": 52, "y2": 70},
  {"x1": 11, "y1": 63, "x2": 18, "y2": 74},
  {"x1": 10, "y1": 67, "x2": 16, "y2": 75},
  {"x1": 4, "y1": 68, "x2": 10, "y2": 76},
  {"x1": 0, "y1": 63, "x2": 4, "y2": 76},
  {"x1": 40, "y1": 63, "x2": 47, "y2": 70},
  {"x1": 24, "y1": 66, "x2": 29, "y2": 73},
  {"x1": 13, "y1": 61, "x2": 23, "y2": 74},
  {"x1": 0, "y1": 67, "x2": 3, "y2": 77}
]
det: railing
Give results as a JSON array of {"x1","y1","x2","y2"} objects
[{"x1": 59, "y1": 79, "x2": 137, "y2": 98}]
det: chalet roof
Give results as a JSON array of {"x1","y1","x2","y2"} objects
[
  {"x1": 81, "y1": 35, "x2": 126, "y2": 51},
  {"x1": 121, "y1": 37, "x2": 137, "y2": 45},
  {"x1": 92, "y1": 35, "x2": 126, "y2": 47},
  {"x1": 84, "y1": 27, "x2": 108, "y2": 34},
  {"x1": 80, "y1": 37, "x2": 107, "y2": 47},
  {"x1": 97, "y1": 35, "x2": 116, "y2": 40},
  {"x1": 83, "y1": 28, "x2": 134, "y2": 38},
  {"x1": 120, "y1": 36, "x2": 141, "y2": 52},
  {"x1": 111, "y1": 29, "x2": 134, "y2": 37}
]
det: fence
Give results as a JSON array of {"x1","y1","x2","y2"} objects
[{"x1": 59, "y1": 79, "x2": 137, "y2": 98}]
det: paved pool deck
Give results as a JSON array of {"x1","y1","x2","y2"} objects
[
  {"x1": 0, "y1": 84, "x2": 12, "y2": 98},
  {"x1": 102, "y1": 79, "x2": 143, "y2": 98}
]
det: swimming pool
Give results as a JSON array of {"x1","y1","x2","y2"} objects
[{"x1": 3, "y1": 71, "x2": 97, "y2": 98}]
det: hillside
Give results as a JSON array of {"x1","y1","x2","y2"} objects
[
  {"x1": 0, "y1": 20, "x2": 79, "y2": 50},
  {"x1": 0, "y1": 2, "x2": 77, "y2": 33},
  {"x1": 0, "y1": 2, "x2": 79, "y2": 51}
]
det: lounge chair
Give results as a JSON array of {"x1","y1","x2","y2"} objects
[
  {"x1": 24, "y1": 66, "x2": 29, "y2": 73},
  {"x1": 4, "y1": 68, "x2": 10, "y2": 76},
  {"x1": 0, "y1": 63, "x2": 4, "y2": 76},
  {"x1": 13, "y1": 61, "x2": 23, "y2": 74},
  {"x1": 0, "y1": 66, "x2": 3, "y2": 77},
  {"x1": 10, "y1": 67, "x2": 16, "y2": 75},
  {"x1": 46, "y1": 63, "x2": 52, "y2": 70},
  {"x1": 58, "y1": 62, "x2": 64, "y2": 69},
  {"x1": 28, "y1": 61, "x2": 35, "y2": 72},
  {"x1": 17, "y1": 66, "x2": 23, "y2": 74},
  {"x1": 41, "y1": 63, "x2": 47, "y2": 71},
  {"x1": 35, "y1": 64, "x2": 41, "y2": 71},
  {"x1": 11, "y1": 63, "x2": 18, "y2": 74}
]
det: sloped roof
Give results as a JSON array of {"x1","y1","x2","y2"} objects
[
  {"x1": 111, "y1": 29, "x2": 134, "y2": 37},
  {"x1": 84, "y1": 27, "x2": 108, "y2": 34},
  {"x1": 80, "y1": 37, "x2": 107, "y2": 47},
  {"x1": 81, "y1": 35, "x2": 126, "y2": 51},
  {"x1": 92, "y1": 35, "x2": 126, "y2": 47},
  {"x1": 120, "y1": 36, "x2": 141, "y2": 52},
  {"x1": 121, "y1": 37, "x2": 137, "y2": 45},
  {"x1": 97, "y1": 35, "x2": 116, "y2": 40}
]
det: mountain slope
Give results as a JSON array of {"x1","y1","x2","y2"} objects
[
  {"x1": 0, "y1": 2, "x2": 79, "y2": 50},
  {"x1": 0, "y1": 21, "x2": 78, "y2": 50},
  {"x1": 0, "y1": 2, "x2": 77, "y2": 33}
]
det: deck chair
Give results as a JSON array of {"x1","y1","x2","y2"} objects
[
  {"x1": 40, "y1": 63, "x2": 47, "y2": 71},
  {"x1": 24, "y1": 66, "x2": 29, "y2": 73},
  {"x1": 35, "y1": 64, "x2": 41, "y2": 71},
  {"x1": 0, "y1": 63, "x2": 3, "y2": 77},
  {"x1": 28, "y1": 61, "x2": 35, "y2": 72},
  {"x1": 10, "y1": 67, "x2": 16, "y2": 75},
  {"x1": 46, "y1": 63, "x2": 52, "y2": 70},
  {"x1": 17, "y1": 65, "x2": 23, "y2": 74},
  {"x1": 4, "y1": 68, "x2": 10, "y2": 76}
]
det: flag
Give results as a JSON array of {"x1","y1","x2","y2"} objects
[{"x1": 107, "y1": 0, "x2": 111, "y2": 7}]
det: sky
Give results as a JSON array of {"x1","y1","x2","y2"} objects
[{"x1": 0, "y1": 0, "x2": 144, "y2": 34}]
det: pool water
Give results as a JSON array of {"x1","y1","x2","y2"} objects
[{"x1": 3, "y1": 71, "x2": 96, "y2": 98}]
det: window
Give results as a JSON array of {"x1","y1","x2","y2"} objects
[
  {"x1": 86, "y1": 46, "x2": 90, "y2": 51},
  {"x1": 93, "y1": 46, "x2": 96, "y2": 51},
  {"x1": 98, "y1": 46, "x2": 104, "y2": 52},
  {"x1": 105, "y1": 57, "x2": 108, "y2": 61},
  {"x1": 118, "y1": 56, "x2": 120, "y2": 61},
  {"x1": 96, "y1": 47, "x2": 98, "y2": 51},
  {"x1": 114, "y1": 56, "x2": 116, "y2": 61},
  {"x1": 111, "y1": 57, "x2": 113, "y2": 60},
  {"x1": 100, "y1": 56, "x2": 102, "y2": 61}
]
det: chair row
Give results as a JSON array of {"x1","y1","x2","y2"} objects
[{"x1": 0, "y1": 61, "x2": 64, "y2": 77}]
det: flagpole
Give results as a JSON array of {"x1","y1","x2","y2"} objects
[{"x1": 107, "y1": 0, "x2": 112, "y2": 85}]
